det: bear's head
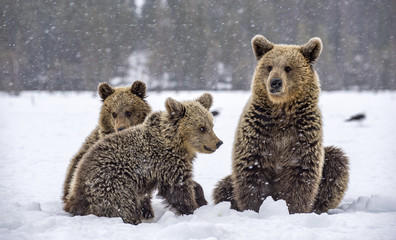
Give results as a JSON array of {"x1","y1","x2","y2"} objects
[
  {"x1": 251, "y1": 35, "x2": 322, "y2": 104},
  {"x1": 164, "y1": 93, "x2": 223, "y2": 154},
  {"x1": 98, "y1": 81, "x2": 152, "y2": 136}
]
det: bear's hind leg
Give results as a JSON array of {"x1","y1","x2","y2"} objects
[
  {"x1": 84, "y1": 188, "x2": 143, "y2": 225},
  {"x1": 109, "y1": 190, "x2": 144, "y2": 224},
  {"x1": 119, "y1": 197, "x2": 143, "y2": 225},
  {"x1": 212, "y1": 175, "x2": 238, "y2": 210},
  {"x1": 64, "y1": 194, "x2": 90, "y2": 216},
  {"x1": 314, "y1": 146, "x2": 349, "y2": 214}
]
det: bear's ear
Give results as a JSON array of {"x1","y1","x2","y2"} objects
[
  {"x1": 130, "y1": 80, "x2": 147, "y2": 99},
  {"x1": 165, "y1": 97, "x2": 185, "y2": 120},
  {"x1": 300, "y1": 37, "x2": 322, "y2": 64},
  {"x1": 98, "y1": 82, "x2": 115, "y2": 100},
  {"x1": 196, "y1": 93, "x2": 213, "y2": 110},
  {"x1": 251, "y1": 35, "x2": 274, "y2": 60}
]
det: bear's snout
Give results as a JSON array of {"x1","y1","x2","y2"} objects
[
  {"x1": 202, "y1": 135, "x2": 223, "y2": 153},
  {"x1": 270, "y1": 78, "x2": 282, "y2": 93}
]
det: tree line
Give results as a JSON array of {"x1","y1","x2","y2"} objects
[{"x1": 1, "y1": 0, "x2": 395, "y2": 93}]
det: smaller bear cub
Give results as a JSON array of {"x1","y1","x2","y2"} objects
[
  {"x1": 64, "y1": 93, "x2": 222, "y2": 224},
  {"x1": 62, "y1": 81, "x2": 151, "y2": 203}
]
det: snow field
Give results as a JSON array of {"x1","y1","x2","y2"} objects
[{"x1": 1, "y1": 91, "x2": 396, "y2": 240}]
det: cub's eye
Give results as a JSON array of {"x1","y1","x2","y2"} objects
[
  {"x1": 112, "y1": 112, "x2": 117, "y2": 118},
  {"x1": 284, "y1": 66, "x2": 292, "y2": 73},
  {"x1": 267, "y1": 66, "x2": 273, "y2": 72},
  {"x1": 125, "y1": 111, "x2": 132, "y2": 117},
  {"x1": 199, "y1": 127, "x2": 206, "y2": 133}
]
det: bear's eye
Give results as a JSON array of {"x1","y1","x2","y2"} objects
[
  {"x1": 284, "y1": 66, "x2": 292, "y2": 73},
  {"x1": 267, "y1": 66, "x2": 273, "y2": 72},
  {"x1": 112, "y1": 112, "x2": 117, "y2": 118},
  {"x1": 125, "y1": 111, "x2": 132, "y2": 117},
  {"x1": 199, "y1": 127, "x2": 206, "y2": 133}
]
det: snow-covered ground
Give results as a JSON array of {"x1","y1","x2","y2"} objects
[{"x1": 1, "y1": 90, "x2": 396, "y2": 240}]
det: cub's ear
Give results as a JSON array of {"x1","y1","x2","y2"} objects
[
  {"x1": 196, "y1": 93, "x2": 213, "y2": 110},
  {"x1": 251, "y1": 35, "x2": 274, "y2": 60},
  {"x1": 165, "y1": 97, "x2": 185, "y2": 120},
  {"x1": 98, "y1": 82, "x2": 115, "y2": 100},
  {"x1": 300, "y1": 37, "x2": 322, "y2": 64},
  {"x1": 131, "y1": 80, "x2": 147, "y2": 99}
]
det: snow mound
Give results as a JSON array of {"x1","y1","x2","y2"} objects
[
  {"x1": 330, "y1": 195, "x2": 396, "y2": 214},
  {"x1": 259, "y1": 198, "x2": 289, "y2": 218}
]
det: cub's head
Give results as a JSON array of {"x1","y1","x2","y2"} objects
[
  {"x1": 98, "y1": 81, "x2": 152, "y2": 136},
  {"x1": 251, "y1": 35, "x2": 322, "y2": 104},
  {"x1": 165, "y1": 93, "x2": 223, "y2": 154}
]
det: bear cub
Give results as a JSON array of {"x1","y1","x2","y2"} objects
[
  {"x1": 63, "y1": 81, "x2": 208, "y2": 219},
  {"x1": 62, "y1": 81, "x2": 151, "y2": 203},
  {"x1": 64, "y1": 93, "x2": 222, "y2": 224},
  {"x1": 213, "y1": 35, "x2": 349, "y2": 214}
]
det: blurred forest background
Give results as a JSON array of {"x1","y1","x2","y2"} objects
[{"x1": 1, "y1": 0, "x2": 395, "y2": 93}]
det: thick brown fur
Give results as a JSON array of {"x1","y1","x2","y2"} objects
[
  {"x1": 64, "y1": 93, "x2": 222, "y2": 224},
  {"x1": 212, "y1": 35, "x2": 349, "y2": 214}
]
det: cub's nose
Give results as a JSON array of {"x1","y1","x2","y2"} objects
[
  {"x1": 270, "y1": 78, "x2": 282, "y2": 90},
  {"x1": 216, "y1": 140, "x2": 223, "y2": 149},
  {"x1": 117, "y1": 127, "x2": 126, "y2": 131}
]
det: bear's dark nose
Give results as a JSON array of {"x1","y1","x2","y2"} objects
[
  {"x1": 216, "y1": 140, "x2": 223, "y2": 148},
  {"x1": 117, "y1": 127, "x2": 126, "y2": 131},
  {"x1": 270, "y1": 78, "x2": 282, "y2": 90}
]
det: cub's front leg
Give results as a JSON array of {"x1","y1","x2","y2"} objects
[
  {"x1": 158, "y1": 178, "x2": 198, "y2": 215},
  {"x1": 192, "y1": 180, "x2": 208, "y2": 207},
  {"x1": 140, "y1": 195, "x2": 154, "y2": 219}
]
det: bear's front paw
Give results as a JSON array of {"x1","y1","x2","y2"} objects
[
  {"x1": 122, "y1": 217, "x2": 142, "y2": 225},
  {"x1": 141, "y1": 206, "x2": 154, "y2": 219},
  {"x1": 194, "y1": 181, "x2": 208, "y2": 207}
]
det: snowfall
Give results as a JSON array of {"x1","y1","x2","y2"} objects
[{"x1": 1, "y1": 90, "x2": 396, "y2": 240}]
